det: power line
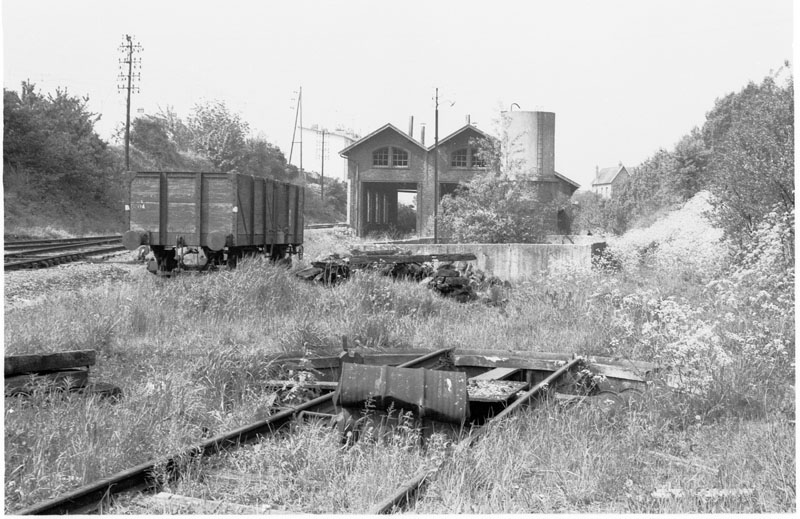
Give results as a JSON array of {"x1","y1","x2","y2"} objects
[{"x1": 117, "y1": 34, "x2": 143, "y2": 170}]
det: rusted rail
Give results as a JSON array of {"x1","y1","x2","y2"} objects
[
  {"x1": 15, "y1": 347, "x2": 455, "y2": 515},
  {"x1": 304, "y1": 222, "x2": 348, "y2": 229},
  {"x1": 4, "y1": 238, "x2": 125, "y2": 270},
  {"x1": 4, "y1": 235, "x2": 122, "y2": 250},
  {"x1": 370, "y1": 356, "x2": 584, "y2": 514}
]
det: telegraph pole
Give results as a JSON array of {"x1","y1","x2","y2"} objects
[
  {"x1": 320, "y1": 129, "x2": 325, "y2": 201},
  {"x1": 118, "y1": 34, "x2": 142, "y2": 171},
  {"x1": 434, "y1": 87, "x2": 439, "y2": 244}
]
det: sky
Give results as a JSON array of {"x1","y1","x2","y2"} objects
[{"x1": 2, "y1": 0, "x2": 794, "y2": 189}]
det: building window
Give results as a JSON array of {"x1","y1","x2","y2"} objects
[
  {"x1": 392, "y1": 148, "x2": 408, "y2": 167},
  {"x1": 451, "y1": 148, "x2": 468, "y2": 167},
  {"x1": 373, "y1": 147, "x2": 389, "y2": 166},
  {"x1": 470, "y1": 149, "x2": 486, "y2": 168},
  {"x1": 373, "y1": 147, "x2": 408, "y2": 167}
]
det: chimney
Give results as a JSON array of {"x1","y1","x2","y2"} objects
[
  {"x1": 408, "y1": 116, "x2": 414, "y2": 138},
  {"x1": 420, "y1": 124, "x2": 426, "y2": 146},
  {"x1": 465, "y1": 114, "x2": 471, "y2": 125},
  {"x1": 596, "y1": 165, "x2": 599, "y2": 174}
]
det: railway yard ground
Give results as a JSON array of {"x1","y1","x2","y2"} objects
[{"x1": 3, "y1": 226, "x2": 795, "y2": 514}]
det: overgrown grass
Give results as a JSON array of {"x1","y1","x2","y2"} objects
[
  {"x1": 4, "y1": 219, "x2": 795, "y2": 512},
  {"x1": 419, "y1": 401, "x2": 794, "y2": 513}
]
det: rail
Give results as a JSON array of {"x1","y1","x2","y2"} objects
[
  {"x1": 369, "y1": 356, "x2": 584, "y2": 514},
  {"x1": 4, "y1": 237, "x2": 125, "y2": 270},
  {"x1": 15, "y1": 348, "x2": 455, "y2": 515}
]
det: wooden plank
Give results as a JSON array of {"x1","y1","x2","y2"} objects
[
  {"x1": 467, "y1": 380, "x2": 528, "y2": 403},
  {"x1": 5, "y1": 350, "x2": 96, "y2": 376},
  {"x1": 470, "y1": 367, "x2": 521, "y2": 381},
  {"x1": 263, "y1": 380, "x2": 338, "y2": 390},
  {"x1": 274, "y1": 352, "x2": 428, "y2": 371},
  {"x1": 455, "y1": 354, "x2": 563, "y2": 372},
  {"x1": 349, "y1": 253, "x2": 477, "y2": 266},
  {"x1": 455, "y1": 348, "x2": 658, "y2": 373},
  {"x1": 146, "y1": 492, "x2": 275, "y2": 514},
  {"x1": 5, "y1": 369, "x2": 89, "y2": 395},
  {"x1": 454, "y1": 355, "x2": 646, "y2": 383},
  {"x1": 206, "y1": 470, "x2": 271, "y2": 487},
  {"x1": 591, "y1": 364, "x2": 646, "y2": 382}
]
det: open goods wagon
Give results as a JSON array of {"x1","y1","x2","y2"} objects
[{"x1": 123, "y1": 171, "x2": 304, "y2": 275}]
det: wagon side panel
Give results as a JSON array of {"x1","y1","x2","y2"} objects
[
  {"x1": 253, "y1": 177, "x2": 266, "y2": 246},
  {"x1": 201, "y1": 173, "x2": 235, "y2": 247},
  {"x1": 265, "y1": 180, "x2": 276, "y2": 246},
  {"x1": 274, "y1": 182, "x2": 289, "y2": 245},
  {"x1": 129, "y1": 172, "x2": 163, "y2": 244},
  {"x1": 233, "y1": 174, "x2": 255, "y2": 247},
  {"x1": 165, "y1": 173, "x2": 198, "y2": 246}
]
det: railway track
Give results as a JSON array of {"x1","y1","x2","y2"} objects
[
  {"x1": 4, "y1": 236, "x2": 125, "y2": 270},
  {"x1": 371, "y1": 356, "x2": 583, "y2": 514},
  {"x1": 10, "y1": 344, "x2": 647, "y2": 514},
  {"x1": 304, "y1": 222, "x2": 348, "y2": 230},
  {"x1": 15, "y1": 348, "x2": 456, "y2": 515}
]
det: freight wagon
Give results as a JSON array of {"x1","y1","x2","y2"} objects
[{"x1": 122, "y1": 171, "x2": 304, "y2": 275}]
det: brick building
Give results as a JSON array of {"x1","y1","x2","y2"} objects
[{"x1": 340, "y1": 111, "x2": 579, "y2": 238}]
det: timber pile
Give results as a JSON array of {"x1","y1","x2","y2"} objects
[
  {"x1": 296, "y1": 250, "x2": 509, "y2": 305},
  {"x1": 4, "y1": 349, "x2": 122, "y2": 400}
]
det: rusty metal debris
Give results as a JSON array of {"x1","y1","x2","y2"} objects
[
  {"x1": 295, "y1": 249, "x2": 509, "y2": 304},
  {"x1": 337, "y1": 363, "x2": 469, "y2": 424}
]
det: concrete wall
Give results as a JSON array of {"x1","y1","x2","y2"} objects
[{"x1": 363, "y1": 242, "x2": 606, "y2": 281}]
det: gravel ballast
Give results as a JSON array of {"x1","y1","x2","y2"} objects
[{"x1": 4, "y1": 252, "x2": 148, "y2": 311}]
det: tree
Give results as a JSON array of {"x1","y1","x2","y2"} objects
[
  {"x1": 240, "y1": 137, "x2": 293, "y2": 179},
  {"x1": 671, "y1": 129, "x2": 712, "y2": 200},
  {"x1": 704, "y1": 70, "x2": 794, "y2": 244},
  {"x1": 571, "y1": 191, "x2": 611, "y2": 234},
  {"x1": 439, "y1": 176, "x2": 564, "y2": 243},
  {"x1": 3, "y1": 81, "x2": 114, "y2": 201},
  {"x1": 438, "y1": 132, "x2": 577, "y2": 243},
  {"x1": 130, "y1": 116, "x2": 181, "y2": 168},
  {"x1": 154, "y1": 105, "x2": 192, "y2": 151},
  {"x1": 187, "y1": 100, "x2": 250, "y2": 172}
]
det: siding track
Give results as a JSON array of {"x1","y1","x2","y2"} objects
[{"x1": 4, "y1": 236, "x2": 125, "y2": 270}]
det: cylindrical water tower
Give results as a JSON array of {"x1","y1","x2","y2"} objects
[{"x1": 501, "y1": 111, "x2": 556, "y2": 181}]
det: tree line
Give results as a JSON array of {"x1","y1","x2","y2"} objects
[
  {"x1": 437, "y1": 65, "x2": 792, "y2": 249},
  {"x1": 3, "y1": 82, "x2": 348, "y2": 225},
  {"x1": 572, "y1": 64, "x2": 794, "y2": 248}
]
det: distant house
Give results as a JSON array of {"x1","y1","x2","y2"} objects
[{"x1": 591, "y1": 164, "x2": 629, "y2": 198}]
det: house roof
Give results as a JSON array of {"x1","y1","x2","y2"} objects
[
  {"x1": 591, "y1": 165, "x2": 627, "y2": 186},
  {"x1": 338, "y1": 123, "x2": 426, "y2": 157},
  {"x1": 429, "y1": 124, "x2": 493, "y2": 151},
  {"x1": 554, "y1": 171, "x2": 580, "y2": 189}
]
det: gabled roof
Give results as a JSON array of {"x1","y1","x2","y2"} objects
[
  {"x1": 554, "y1": 171, "x2": 580, "y2": 189},
  {"x1": 339, "y1": 123, "x2": 426, "y2": 157},
  {"x1": 591, "y1": 165, "x2": 627, "y2": 186},
  {"x1": 430, "y1": 124, "x2": 493, "y2": 150}
]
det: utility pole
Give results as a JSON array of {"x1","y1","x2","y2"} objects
[
  {"x1": 320, "y1": 129, "x2": 325, "y2": 202},
  {"x1": 299, "y1": 88, "x2": 303, "y2": 181},
  {"x1": 117, "y1": 34, "x2": 142, "y2": 171},
  {"x1": 289, "y1": 86, "x2": 305, "y2": 183},
  {"x1": 434, "y1": 87, "x2": 439, "y2": 244}
]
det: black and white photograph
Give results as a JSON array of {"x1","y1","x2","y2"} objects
[{"x1": 2, "y1": 0, "x2": 794, "y2": 514}]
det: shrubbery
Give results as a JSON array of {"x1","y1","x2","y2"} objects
[{"x1": 574, "y1": 65, "x2": 793, "y2": 246}]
